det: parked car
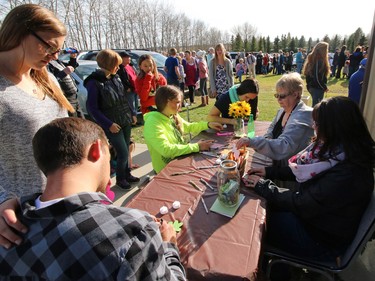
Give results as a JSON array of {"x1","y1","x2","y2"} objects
[
  {"x1": 70, "y1": 60, "x2": 98, "y2": 117},
  {"x1": 228, "y1": 51, "x2": 238, "y2": 72},
  {"x1": 80, "y1": 49, "x2": 167, "y2": 77}
]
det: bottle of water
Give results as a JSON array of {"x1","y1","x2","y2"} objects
[{"x1": 247, "y1": 114, "x2": 255, "y2": 138}]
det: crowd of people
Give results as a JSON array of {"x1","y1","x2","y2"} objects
[{"x1": 0, "y1": 4, "x2": 373, "y2": 281}]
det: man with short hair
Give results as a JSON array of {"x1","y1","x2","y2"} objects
[
  {"x1": 117, "y1": 51, "x2": 138, "y2": 115},
  {"x1": 330, "y1": 48, "x2": 340, "y2": 77},
  {"x1": 48, "y1": 48, "x2": 84, "y2": 118},
  {"x1": 295, "y1": 48, "x2": 304, "y2": 74},
  {"x1": 246, "y1": 52, "x2": 257, "y2": 79},
  {"x1": 164, "y1": 48, "x2": 181, "y2": 87},
  {"x1": 256, "y1": 50, "x2": 263, "y2": 74},
  {"x1": 0, "y1": 117, "x2": 186, "y2": 280}
]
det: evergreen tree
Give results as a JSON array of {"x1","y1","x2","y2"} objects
[
  {"x1": 251, "y1": 36, "x2": 256, "y2": 52},
  {"x1": 273, "y1": 36, "x2": 280, "y2": 52}
]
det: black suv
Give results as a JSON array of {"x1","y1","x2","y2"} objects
[{"x1": 80, "y1": 49, "x2": 167, "y2": 77}]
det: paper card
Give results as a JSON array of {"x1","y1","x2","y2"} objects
[
  {"x1": 232, "y1": 145, "x2": 240, "y2": 159},
  {"x1": 210, "y1": 194, "x2": 245, "y2": 218}
]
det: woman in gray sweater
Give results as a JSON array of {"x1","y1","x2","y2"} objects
[
  {"x1": 0, "y1": 4, "x2": 71, "y2": 248},
  {"x1": 237, "y1": 72, "x2": 314, "y2": 168}
]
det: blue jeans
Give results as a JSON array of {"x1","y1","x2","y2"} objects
[
  {"x1": 167, "y1": 77, "x2": 179, "y2": 87},
  {"x1": 106, "y1": 125, "x2": 131, "y2": 181},
  {"x1": 236, "y1": 69, "x2": 244, "y2": 81},
  {"x1": 308, "y1": 87, "x2": 325, "y2": 106},
  {"x1": 331, "y1": 64, "x2": 337, "y2": 77},
  {"x1": 296, "y1": 62, "x2": 303, "y2": 74},
  {"x1": 128, "y1": 91, "x2": 139, "y2": 113},
  {"x1": 262, "y1": 65, "x2": 268, "y2": 74},
  {"x1": 199, "y1": 77, "x2": 208, "y2": 96}
]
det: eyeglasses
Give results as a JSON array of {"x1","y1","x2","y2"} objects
[
  {"x1": 274, "y1": 93, "x2": 292, "y2": 99},
  {"x1": 29, "y1": 30, "x2": 61, "y2": 55}
]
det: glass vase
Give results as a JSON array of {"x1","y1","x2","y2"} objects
[{"x1": 234, "y1": 118, "x2": 245, "y2": 137}]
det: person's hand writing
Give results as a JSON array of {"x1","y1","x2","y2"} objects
[
  {"x1": 208, "y1": 122, "x2": 223, "y2": 131},
  {"x1": 236, "y1": 137, "x2": 250, "y2": 149},
  {"x1": 0, "y1": 198, "x2": 27, "y2": 249},
  {"x1": 63, "y1": 66, "x2": 74, "y2": 75},
  {"x1": 159, "y1": 219, "x2": 177, "y2": 245},
  {"x1": 198, "y1": 139, "x2": 215, "y2": 151},
  {"x1": 109, "y1": 123, "x2": 121, "y2": 134},
  {"x1": 248, "y1": 167, "x2": 266, "y2": 177}
]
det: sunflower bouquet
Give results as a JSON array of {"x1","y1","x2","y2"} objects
[{"x1": 228, "y1": 101, "x2": 251, "y2": 119}]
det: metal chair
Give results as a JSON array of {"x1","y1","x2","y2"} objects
[{"x1": 264, "y1": 191, "x2": 375, "y2": 281}]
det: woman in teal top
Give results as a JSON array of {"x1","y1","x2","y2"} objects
[
  {"x1": 207, "y1": 78, "x2": 259, "y2": 125},
  {"x1": 144, "y1": 85, "x2": 223, "y2": 173}
]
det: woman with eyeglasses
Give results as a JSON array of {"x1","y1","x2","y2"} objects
[
  {"x1": 0, "y1": 4, "x2": 73, "y2": 248},
  {"x1": 245, "y1": 96, "x2": 375, "y2": 280},
  {"x1": 236, "y1": 73, "x2": 314, "y2": 169}
]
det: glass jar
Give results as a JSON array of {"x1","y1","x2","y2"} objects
[
  {"x1": 217, "y1": 160, "x2": 241, "y2": 207},
  {"x1": 234, "y1": 118, "x2": 245, "y2": 137}
]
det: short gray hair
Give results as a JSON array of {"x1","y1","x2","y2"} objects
[{"x1": 275, "y1": 72, "x2": 304, "y2": 99}]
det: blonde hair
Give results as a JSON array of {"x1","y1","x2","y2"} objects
[
  {"x1": 276, "y1": 72, "x2": 304, "y2": 99},
  {"x1": 303, "y1": 42, "x2": 330, "y2": 78},
  {"x1": 0, "y1": 4, "x2": 73, "y2": 112},
  {"x1": 213, "y1": 43, "x2": 229, "y2": 70},
  {"x1": 96, "y1": 49, "x2": 122, "y2": 71}
]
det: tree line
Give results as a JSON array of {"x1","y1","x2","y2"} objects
[{"x1": 0, "y1": 0, "x2": 370, "y2": 54}]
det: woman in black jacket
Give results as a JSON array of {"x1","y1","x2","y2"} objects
[
  {"x1": 245, "y1": 96, "x2": 375, "y2": 279},
  {"x1": 85, "y1": 49, "x2": 139, "y2": 189}
]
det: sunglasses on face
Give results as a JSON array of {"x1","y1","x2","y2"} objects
[
  {"x1": 274, "y1": 92, "x2": 292, "y2": 99},
  {"x1": 30, "y1": 30, "x2": 61, "y2": 55}
]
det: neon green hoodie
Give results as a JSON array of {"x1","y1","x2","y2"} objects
[{"x1": 144, "y1": 111, "x2": 209, "y2": 173}]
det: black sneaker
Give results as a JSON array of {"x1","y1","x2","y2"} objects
[
  {"x1": 126, "y1": 174, "x2": 140, "y2": 183},
  {"x1": 116, "y1": 179, "x2": 131, "y2": 189}
]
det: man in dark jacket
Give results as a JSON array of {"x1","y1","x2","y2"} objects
[
  {"x1": 48, "y1": 48, "x2": 84, "y2": 118},
  {"x1": 331, "y1": 48, "x2": 339, "y2": 77},
  {"x1": 335, "y1": 45, "x2": 347, "y2": 79}
]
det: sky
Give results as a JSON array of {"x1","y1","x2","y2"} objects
[{"x1": 170, "y1": 0, "x2": 375, "y2": 40}]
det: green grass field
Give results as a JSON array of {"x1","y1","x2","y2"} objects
[{"x1": 132, "y1": 73, "x2": 349, "y2": 144}]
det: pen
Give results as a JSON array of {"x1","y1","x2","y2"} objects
[
  {"x1": 170, "y1": 170, "x2": 195, "y2": 176},
  {"x1": 200, "y1": 178, "x2": 215, "y2": 191},
  {"x1": 201, "y1": 197, "x2": 209, "y2": 214},
  {"x1": 200, "y1": 151, "x2": 218, "y2": 158},
  {"x1": 197, "y1": 165, "x2": 217, "y2": 170},
  {"x1": 189, "y1": 180, "x2": 203, "y2": 192}
]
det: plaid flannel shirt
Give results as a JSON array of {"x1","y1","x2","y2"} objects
[{"x1": 0, "y1": 192, "x2": 186, "y2": 281}]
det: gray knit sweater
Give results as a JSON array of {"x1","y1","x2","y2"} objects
[{"x1": 0, "y1": 75, "x2": 67, "y2": 203}]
